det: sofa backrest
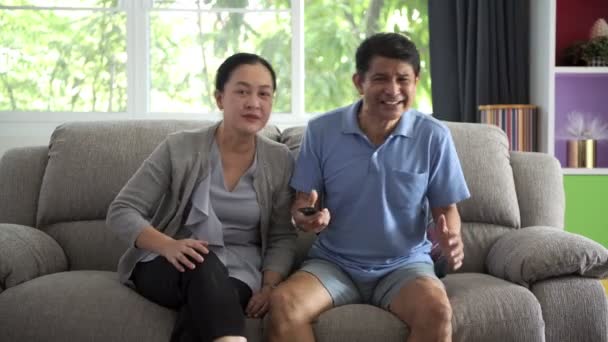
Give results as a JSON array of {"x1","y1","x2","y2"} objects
[
  {"x1": 32, "y1": 120, "x2": 280, "y2": 270},
  {"x1": 0, "y1": 119, "x2": 563, "y2": 273}
]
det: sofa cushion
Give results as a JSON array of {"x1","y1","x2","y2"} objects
[
  {"x1": 444, "y1": 273, "x2": 545, "y2": 342},
  {"x1": 280, "y1": 126, "x2": 306, "y2": 156},
  {"x1": 0, "y1": 271, "x2": 263, "y2": 342},
  {"x1": 36, "y1": 120, "x2": 280, "y2": 226},
  {"x1": 487, "y1": 226, "x2": 608, "y2": 286},
  {"x1": 0, "y1": 224, "x2": 67, "y2": 292},
  {"x1": 44, "y1": 220, "x2": 127, "y2": 271},
  {"x1": 0, "y1": 146, "x2": 48, "y2": 227},
  {"x1": 458, "y1": 222, "x2": 511, "y2": 273},
  {"x1": 313, "y1": 304, "x2": 409, "y2": 341},
  {"x1": 444, "y1": 122, "x2": 521, "y2": 228}
]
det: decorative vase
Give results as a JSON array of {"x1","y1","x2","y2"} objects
[
  {"x1": 567, "y1": 139, "x2": 597, "y2": 168},
  {"x1": 590, "y1": 18, "x2": 608, "y2": 39}
]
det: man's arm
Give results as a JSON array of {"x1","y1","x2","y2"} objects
[{"x1": 431, "y1": 204, "x2": 464, "y2": 270}]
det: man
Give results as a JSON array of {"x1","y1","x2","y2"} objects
[{"x1": 268, "y1": 32, "x2": 470, "y2": 342}]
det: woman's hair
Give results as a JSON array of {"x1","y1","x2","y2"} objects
[
  {"x1": 215, "y1": 53, "x2": 277, "y2": 92},
  {"x1": 355, "y1": 32, "x2": 420, "y2": 77}
]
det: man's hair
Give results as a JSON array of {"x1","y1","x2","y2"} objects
[
  {"x1": 355, "y1": 32, "x2": 420, "y2": 77},
  {"x1": 215, "y1": 52, "x2": 277, "y2": 92}
]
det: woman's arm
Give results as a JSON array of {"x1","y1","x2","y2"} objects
[
  {"x1": 106, "y1": 139, "x2": 173, "y2": 247},
  {"x1": 262, "y1": 148, "x2": 298, "y2": 277}
]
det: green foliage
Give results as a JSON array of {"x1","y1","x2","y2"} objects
[
  {"x1": 0, "y1": 0, "x2": 126, "y2": 111},
  {"x1": 564, "y1": 37, "x2": 608, "y2": 66},
  {"x1": 0, "y1": 0, "x2": 431, "y2": 114}
]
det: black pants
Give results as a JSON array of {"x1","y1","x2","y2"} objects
[{"x1": 132, "y1": 251, "x2": 252, "y2": 342}]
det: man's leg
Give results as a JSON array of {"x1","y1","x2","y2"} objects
[
  {"x1": 373, "y1": 263, "x2": 451, "y2": 342},
  {"x1": 268, "y1": 259, "x2": 360, "y2": 342}
]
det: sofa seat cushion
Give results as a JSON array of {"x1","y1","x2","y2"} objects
[
  {"x1": 313, "y1": 304, "x2": 409, "y2": 341},
  {"x1": 0, "y1": 271, "x2": 262, "y2": 342},
  {"x1": 445, "y1": 273, "x2": 545, "y2": 342}
]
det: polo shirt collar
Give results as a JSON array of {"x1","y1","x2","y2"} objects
[{"x1": 341, "y1": 100, "x2": 416, "y2": 138}]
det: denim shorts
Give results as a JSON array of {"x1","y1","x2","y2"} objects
[{"x1": 300, "y1": 258, "x2": 439, "y2": 309}]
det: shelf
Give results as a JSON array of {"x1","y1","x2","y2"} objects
[
  {"x1": 563, "y1": 168, "x2": 608, "y2": 175},
  {"x1": 555, "y1": 67, "x2": 608, "y2": 74}
]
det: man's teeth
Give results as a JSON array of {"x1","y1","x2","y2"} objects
[{"x1": 383, "y1": 100, "x2": 402, "y2": 105}]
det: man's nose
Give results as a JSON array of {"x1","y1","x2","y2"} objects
[{"x1": 384, "y1": 80, "x2": 400, "y2": 95}]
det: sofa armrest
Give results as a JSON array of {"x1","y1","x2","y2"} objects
[
  {"x1": 486, "y1": 226, "x2": 608, "y2": 287},
  {"x1": 532, "y1": 276, "x2": 608, "y2": 342},
  {"x1": 0, "y1": 146, "x2": 48, "y2": 226},
  {"x1": 0, "y1": 223, "x2": 67, "y2": 293},
  {"x1": 510, "y1": 151, "x2": 565, "y2": 228}
]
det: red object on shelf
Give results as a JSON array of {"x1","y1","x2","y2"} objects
[{"x1": 556, "y1": 0, "x2": 608, "y2": 65}]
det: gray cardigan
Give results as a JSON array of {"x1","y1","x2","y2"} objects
[{"x1": 106, "y1": 122, "x2": 297, "y2": 284}]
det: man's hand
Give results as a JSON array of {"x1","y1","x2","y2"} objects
[
  {"x1": 292, "y1": 189, "x2": 331, "y2": 233},
  {"x1": 159, "y1": 238, "x2": 209, "y2": 272},
  {"x1": 432, "y1": 214, "x2": 464, "y2": 271}
]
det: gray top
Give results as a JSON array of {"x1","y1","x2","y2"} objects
[
  {"x1": 106, "y1": 122, "x2": 297, "y2": 285},
  {"x1": 207, "y1": 142, "x2": 262, "y2": 292}
]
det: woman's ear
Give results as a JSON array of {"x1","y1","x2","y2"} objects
[{"x1": 214, "y1": 90, "x2": 223, "y2": 110}]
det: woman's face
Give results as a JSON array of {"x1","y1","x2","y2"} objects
[{"x1": 215, "y1": 63, "x2": 274, "y2": 136}]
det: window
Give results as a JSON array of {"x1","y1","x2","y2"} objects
[
  {"x1": 0, "y1": 0, "x2": 431, "y2": 122},
  {"x1": 0, "y1": 0, "x2": 126, "y2": 112}
]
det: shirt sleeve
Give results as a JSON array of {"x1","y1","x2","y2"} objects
[
  {"x1": 427, "y1": 128, "x2": 470, "y2": 208},
  {"x1": 289, "y1": 124, "x2": 324, "y2": 194}
]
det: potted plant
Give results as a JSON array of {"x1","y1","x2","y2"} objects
[
  {"x1": 581, "y1": 36, "x2": 608, "y2": 66},
  {"x1": 564, "y1": 36, "x2": 608, "y2": 66}
]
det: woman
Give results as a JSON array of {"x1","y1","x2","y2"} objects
[{"x1": 106, "y1": 53, "x2": 296, "y2": 342}]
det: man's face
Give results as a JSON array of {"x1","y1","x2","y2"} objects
[{"x1": 353, "y1": 56, "x2": 419, "y2": 121}]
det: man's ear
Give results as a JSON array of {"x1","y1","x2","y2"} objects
[
  {"x1": 214, "y1": 90, "x2": 223, "y2": 110},
  {"x1": 352, "y1": 73, "x2": 364, "y2": 96}
]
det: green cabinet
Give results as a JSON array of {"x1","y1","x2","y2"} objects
[{"x1": 564, "y1": 175, "x2": 608, "y2": 247}]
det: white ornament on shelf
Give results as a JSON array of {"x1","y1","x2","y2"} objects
[
  {"x1": 563, "y1": 111, "x2": 608, "y2": 140},
  {"x1": 589, "y1": 18, "x2": 608, "y2": 39}
]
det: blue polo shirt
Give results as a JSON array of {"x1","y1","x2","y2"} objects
[{"x1": 290, "y1": 101, "x2": 470, "y2": 281}]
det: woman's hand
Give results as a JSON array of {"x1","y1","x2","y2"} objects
[
  {"x1": 159, "y1": 238, "x2": 209, "y2": 272},
  {"x1": 245, "y1": 284, "x2": 274, "y2": 318}
]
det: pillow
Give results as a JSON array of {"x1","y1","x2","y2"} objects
[
  {"x1": 486, "y1": 226, "x2": 608, "y2": 286},
  {"x1": 0, "y1": 224, "x2": 67, "y2": 292}
]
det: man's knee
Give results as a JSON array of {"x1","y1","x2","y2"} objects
[
  {"x1": 425, "y1": 296, "x2": 452, "y2": 324},
  {"x1": 390, "y1": 277, "x2": 451, "y2": 328},
  {"x1": 269, "y1": 286, "x2": 306, "y2": 323}
]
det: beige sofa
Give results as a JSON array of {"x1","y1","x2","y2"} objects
[{"x1": 0, "y1": 120, "x2": 607, "y2": 342}]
